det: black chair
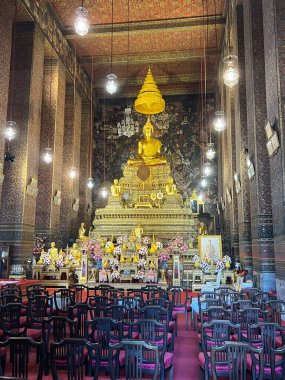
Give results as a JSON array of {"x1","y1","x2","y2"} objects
[
  {"x1": 53, "y1": 289, "x2": 75, "y2": 315},
  {"x1": 168, "y1": 286, "x2": 192, "y2": 330},
  {"x1": 211, "y1": 341, "x2": 264, "y2": 380},
  {"x1": 0, "y1": 337, "x2": 44, "y2": 380},
  {"x1": 42, "y1": 316, "x2": 77, "y2": 375},
  {"x1": 50, "y1": 338, "x2": 100, "y2": 380},
  {"x1": 71, "y1": 284, "x2": 89, "y2": 304},
  {"x1": 270, "y1": 345, "x2": 285, "y2": 379},
  {"x1": 68, "y1": 303, "x2": 94, "y2": 338},
  {"x1": 85, "y1": 317, "x2": 124, "y2": 378},
  {"x1": 110, "y1": 340, "x2": 159, "y2": 380}
]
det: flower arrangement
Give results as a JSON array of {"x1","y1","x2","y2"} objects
[
  {"x1": 133, "y1": 270, "x2": 145, "y2": 280},
  {"x1": 138, "y1": 246, "x2": 148, "y2": 256},
  {"x1": 117, "y1": 236, "x2": 123, "y2": 244},
  {"x1": 114, "y1": 246, "x2": 122, "y2": 256},
  {"x1": 142, "y1": 236, "x2": 151, "y2": 245},
  {"x1": 222, "y1": 255, "x2": 232, "y2": 264},
  {"x1": 138, "y1": 258, "x2": 147, "y2": 267},
  {"x1": 42, "y1": 254, "x2": 51, "y2": 266},
  {"x1": 93, "y1": 252, "x2": 103, "y2": 262},
  {"x1": 111, "y1": 270, "x2": 120, "y2": 280},
  {"x1": 110, "y1": 258, "x2": 119, "y2": 269},
  {"x1": 105, "y1": 241, "x2": 113, "y2": 249},
  {"x1": 82, "y1": 238, "x2": 101, "y2": 255},
  {"x1": 156, "y1": 241, "x2": 163, "y2": 250},
  {"x1": 215, "y1": 260, "x2": 225, "y2": 272},
  {"x1": 166, "y1": 236, "x2": 188, "y2": 255},
  {"x1": 158, "y1": 251, "x2": 170, "y2": 263},
  {"x1": 33, "y1": 236, "x2": 46, "y2": 256},
  {"x1": 56, "y1": 258, "x2": 64, "y2": 268}
]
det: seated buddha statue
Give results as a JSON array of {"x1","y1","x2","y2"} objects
[
  {"x1": 165, "y1": 177, "x2": 177, "y2": 195},
  {"x1": 70, "y1": 243, "x2": 81, "y2": 266},
  {"x1": 111, "y1": 179, "x2": 121, "y2": 196},
  {"x1": 48, "y1": 242, "x2": 58, "y2": 270},
  {"x1": 79, "y1": 222, "x2": 88, "y2": 241},
  {"x1": 127, "y1": 116, "x2": 167, "y2": 166}
]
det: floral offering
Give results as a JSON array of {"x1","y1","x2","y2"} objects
[
  {"x1": 133, "y1": 270, "x2": 145, "y2": 280},
  {"x1": 82, "y1": 238, "x2": 101, "y2": 255},
  {"x1": 138, "y1": 246, "x2": 148, "y2": 256},
  {"x1": 56, "y1": 258, "x2": 64, "y2": 268},
  {"x1": 42, "y1": 254, "x2": 51, "y2": 266},
  {"x1": 110, "y1": 258, "x2": 119, "y2": 268},
  {"x1": 156, "y1": 241, "x2": 163, "y2": 250},
  {"x1": 114, "y1": 246, "x2": 122, "y2": 256},
  {"x1": 215, "y1": 260, "x2": 225, "y2": 271},
  {"x1": 166, "y1": 236, "x2": 188, "y2": 254},
  {"x1": 142, "y1": 236, "x2": 151, "y2": 245},
  {"x1": 116, "y1": 236, "x2": 123, "y2": 244},
  {"x1": 93, "y1": 252, "x2": 103, "y2": 262},
  {"x1": 138, "y1": 258, "x2": 147, "y2": 267},
  {"x1": 158, "y1": 251, "x2": 170, "y2": 263},
  {"x1": 111, "y1": 270, "x2": 120, "y2": 280}
]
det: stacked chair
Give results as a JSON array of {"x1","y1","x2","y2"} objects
[
  {"x1": 197, "y1": 286, "x2": 285, "y2": 379},
  {"x1": 0, "y1": 283, "x2": 191, "y2": 379}
]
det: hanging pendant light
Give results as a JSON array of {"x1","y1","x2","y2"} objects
[
  {"x1": 213, "y1": 110, "x2": 226, "y2": 132},
  {"x1": 203, "y1": 162, "x2": 212, "y2": 176},
  {"x1": 43, "y1": 147, "x2": 53, "y2": 164},
  {"x1": 223, "y1": 55, "x2": 239, "y2": 87},
  {"x1": 100, "y1": 186, "x2": 109, "y2": 198},
  {"x1": 205, "y1": 142, "x2": 216, "y2": 160},
  {"x1": 200, "y1": 176, "x2": 208, "y2": 188},
  {"x1": 87, "y1": 177, "x2": 94, "y2": 189},
  {"x1": 74, "y1": 2, "x2": 89, "y2": 36},
  {"x1": 106, "y1": 0, "x2": 118, "y2": 94},
  {"x1": 106, "y1": 73, "x2": 118, "y2": 95},
  {"x1": 4, "y1": 121, "x2": 16, "y2": 141},
  {"x1": 69, "y1": 166, "x2": 77, "y2": 179}
]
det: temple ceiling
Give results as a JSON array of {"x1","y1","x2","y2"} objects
[{"x1": 21, "y1": 0, "x2": 226, "y2": 97}]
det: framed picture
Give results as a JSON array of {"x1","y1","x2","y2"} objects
[{"x1": 198, "y1": 235, "x2": 222, "y2": 262}]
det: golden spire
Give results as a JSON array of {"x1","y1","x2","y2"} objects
[{"x1": 134, "y1": 68, "x2": 165, "y2": 115}]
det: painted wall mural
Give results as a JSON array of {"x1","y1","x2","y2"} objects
[{"x1": 93, "y1": 94, "x2": 218, "y2": 215}]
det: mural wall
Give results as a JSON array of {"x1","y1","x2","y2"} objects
[{"x1": 93, "y1": 94, "x2": 218, "y2": 216}]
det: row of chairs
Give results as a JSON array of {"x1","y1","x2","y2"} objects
[{"x1": 197, "y1": 287, "x2": 285, "y2": 379}]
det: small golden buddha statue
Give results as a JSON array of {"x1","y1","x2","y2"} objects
[
  {"x1": 165, "y1": 177, "x2": 177, "y2": 195},
  {"x1": 48, "y1": 242, "x2": 58, "y2": 270},
  {"x1": 37, "y1": 249, "x2": 45, "y2": 265},
  {"x1": 199, "y1": 222, "x2": 208, "y2": 235},
  {"x1": 134, "y1": 224, "x2": 144, "y2": 240},
  {"x1": 70, "y1": 243, "x2": 81, "y2": 266},
  {"x1": 127, "y1": 117, "x2": 167, "y2": 166},
  {"x1": 111, "y1": 179, "x2": 121, "y2": 196},
  {"x1": 79, "y1": 222, "x2": 88, "y2": 241}
]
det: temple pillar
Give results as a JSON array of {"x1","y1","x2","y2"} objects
[
  {"x1": 59, "y1": 85, "x2": 82, "y2": 245},
  {"x1": 0, "y1": 22, "x2": 45, "y2": 263},
  {"x1": 262, "y1": 0, "x2": 285, "y2": 298},
  {"x1": 78, "y1": 102, "x2": 92, "y2": 232},
  {"x1": 35, "y1": 58, "x2": 66, "y2": 244},
  {"x1": 243, "y1": 0, "x2": 275, "y2": 291},
  {"x1": 234, "y1": 3, "x2": 253, "y2": 276},
  {"x1": 0, "y1": 1, "x2": 14, "y2": 199}
]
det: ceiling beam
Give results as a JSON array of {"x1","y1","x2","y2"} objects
[
  {"x1": 80, "y1": 48, "x2": 220, "y2": 66},
  {"x1": 64, "y1": 15, "x2": 225, "y2": 39},
  {"x1": 93, "y1": 73, "x2": 216, "y2": 88}
]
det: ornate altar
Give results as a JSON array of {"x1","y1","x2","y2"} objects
[{"x1": 93, "y1": 68, "x2": 198, "y2": 241}]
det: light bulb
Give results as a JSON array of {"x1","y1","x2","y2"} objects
[
  {"x1": 87, "y1": 177, "x2": 94, "y2": 189},
  {"x1": 213, "y1": 111, "x2": 226, "y2": 132},
  {"x1": 205, "y1": 143, "x2": 216, "y2": 160},
  {"x1": 106, "y1": 74, "x2": 118, "y2": 94},
  {"x1": 4, "y1": 121, "x2": 16, "y2": 141},
  {"x1": 43, "y1": 147, "x2": 53, "y2": 164},
  {"x1": 74, "y1": 7, "x2": 89, "y2": 36},
  {"x1": 198, "y1": 193, "x2": 204, "y2": 202},
  {"x1": 100, "y1": 187, "x2": 109, "y2": 198},
  {"x1": 69, "y1": 167, "x2": 77, "y2": 179},
  {"x1": 223, "y1": 55, "x2": 239, "y2": 87},
  {"x1": 203, "y1": 163, "x2": 212, "y2": 177},
  {"x1": 201, "y1": 177, "x2": 208, "y2": 188}
]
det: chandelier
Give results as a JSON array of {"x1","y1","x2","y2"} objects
[
  {"x1": 223, "y1": 55, "x2": 239, "y2": 87},
  {"x1": 205, "y1": 142, "x2": 216, "y2": 160},
  {"x1": 106, "y1": 0, "x2": 118, "y2": 94},
  {"x1": 213, "y1": 110, "x2": 226, "y2": 132},
  {"x1": 117, "y1": 107, "x2": 139, "y2": 137},
  {"x1": 74, "y1": 2, "x2": 89, "y2": 36}
]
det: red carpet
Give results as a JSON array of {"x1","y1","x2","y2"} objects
[{"x1": 173, "y1": 314, "x2": 199, "y2": 380}]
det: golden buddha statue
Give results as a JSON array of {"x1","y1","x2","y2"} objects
[
  {"x1": 79, "y1": 222, "x2": 88, "y2": 241},
  {"x1": 111, "y1": 179, "x2": 121, "y2": 196},
  {"x1": 134, "y1": 224, "x2": 144, "y2": 240},
  {"x1": 127, "y1": 117, "x2": 166, "y2": 166},
  {"x1": 48, "y1": 242, "x2": 58, "y2": 270},
  {"x1": 70, "y1": 243, "x2": 81, "y2": 266},
  {"x1": 165, "y1": 177, "x2": 177, "y2": 195},
  {"x1": 199, "y1": 222, "x2": 208, "y2": 235}
]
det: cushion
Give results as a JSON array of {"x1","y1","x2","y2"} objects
[
  {"x1": 142, "y1": 352, "x2": 173, "y2": 370},
  {"x1": 199, "y1": 352, "x2": 229, "y2": 372}
]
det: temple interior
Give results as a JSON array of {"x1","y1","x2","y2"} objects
[{"x1": 0, "y1": 0, "x2": 285, "y2": 379}]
